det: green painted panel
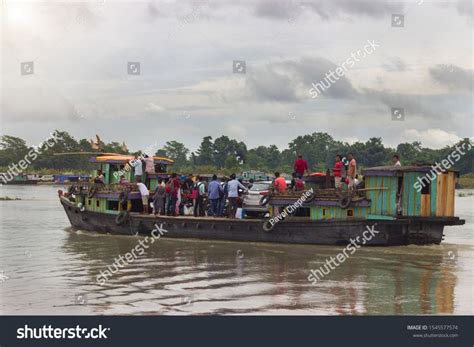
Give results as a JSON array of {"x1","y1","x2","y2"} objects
[{"x1": 430, "y1": 175, "x2": 437, "y2": 216}]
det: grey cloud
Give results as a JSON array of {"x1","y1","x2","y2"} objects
[
  {"x1": 246, "y1": 65, "x2": 298, "y2": 102},
  {"x1": 430, "y1": 65, "x2": 473, "y2": 91},
  {"x1": 246, "y1": 57, "x2": 357, "y2": 102},
  {"x1": 381, "y1": 56, "x2": 408, "y2": 72},
  {"x1": 252, "y1": 0, "x2": 403, "y2": 20}
]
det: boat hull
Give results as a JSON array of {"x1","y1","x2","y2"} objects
[{"x1": 60, "y1": 198, "x2": 464, "y2": 246}]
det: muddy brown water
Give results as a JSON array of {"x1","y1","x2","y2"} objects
[{"x1": 0, "y1": 185, "x2": 472, "y2": 315}]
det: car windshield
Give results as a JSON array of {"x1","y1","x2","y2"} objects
[{"x1": 250, "y1": 183, "x2": 270, "y2": 191}]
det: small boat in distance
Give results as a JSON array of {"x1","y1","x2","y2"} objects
[{"x1": 59, "y1": 153, "x2": 465, "y2": 246}]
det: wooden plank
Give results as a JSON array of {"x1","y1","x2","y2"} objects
[
  {"x1": 421, "y1": 194, "x2": 431, "y2": 217},
  {"x1": 446, "y1": 172, "x2": 455, "y2": 216},
  {"x1": 430, "y1": 174, "x2": 438, "y2": 216},
  {"x1": 436, "y1": 173, "x2": 448, "y2": 216}
]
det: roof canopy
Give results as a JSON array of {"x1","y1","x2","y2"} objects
[{"x1": 89, "y1": 154, "x2": 174, "y2": 165}]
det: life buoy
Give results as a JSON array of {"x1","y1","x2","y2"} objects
[
  {"x1": 115, "y1": 211, "x2": 129, "y2": 225},
  {"x1": 338, "y1": 196, "x2": 351, "y2": 209},
  {"x1": 259, "y1": 195, "x2": 271, "y2": 207},
  {"x1": 262, "y1": 219, "x2": 275, "y2": 232},
  {"x1": 88, "y1": 185, "x2": 98, "y2": 198}
]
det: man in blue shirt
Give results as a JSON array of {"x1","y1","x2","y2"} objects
[
  {"x1": 227, "y1": 173, "x2": 247, "y2": 218},
  {"x1": 207, "y1": 174, "x2": 222, "y2": 217}
]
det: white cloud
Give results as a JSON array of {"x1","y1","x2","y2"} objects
[
  {"x1": 401, "y1": 129, "x2": 462, "y2": 149},
  {"x1": 144, "y1": 102, "x2": 165, "y2": 114}
]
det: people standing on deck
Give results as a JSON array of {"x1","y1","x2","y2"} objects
[
  {"x1": 293, "y1": 154, "x2": 310, "y2": 178},
  {"x1": 184, "y1": 174, "x2": 194, "y2": 193},
  {"x1": 274, "y1": 172, "x2": 287, "y2": 194},
  {"x1": 166, "y1": 173, "x2": 180, "y2": 216},
  {"x1": 193, "y1": 176, "x2": 206, "y2": 217},
  {"x1": 227, "y1": 174, "x2": 247, "y2": 218},
  {"x1": 176, "y1": 183, "x2": 182, "y2": 216},
  {"x1": 219, "y1": 178, "x2": 229, "y2": 217},
  {"x1": 208, "y1": 175, "x2": 222, "y2": 217},
  {"x1": 347, "y1": 153, "x2": 357, "y2": 190},
  {"x1": 153, "y1": 178, "x2": 166, "y2": 216},
  {"x1": 392, "y1": 154, "x2": 401, "y2": 167},
  {"x1": 143, "y1": 154, "x2": 155, "y2": 188},
  {"x1": 136, "y1": 177, "x2": 150, "y2": 214},
  {"x1": 333, "y1": 154, "x2": 344, "y2": 189},
  {"x1": 132, "y1": 155, "x2": 143, "y2": 182}
]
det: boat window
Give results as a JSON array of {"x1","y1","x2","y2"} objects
[
  {"x1": 322, "y1": 208, "x2": 326, "y2": 216},
  {"x1": 294, "y1": 207, "x2": 310, "y2": 217},
  {"x1": 96, "y1": 200, "x2": 100, "y2": 208},
  {"x1": 88, "y1": 199, "x2": 92, "y2": 206},
  {"x1": 421, "y1": 181, "x2": 430, "y2": 195},
  {"x1": 107, "y1": 200, "x2": 119, "y2": 211},
  {"x1": 347, "y1": 209, "x2": 354, "y2": 217}
]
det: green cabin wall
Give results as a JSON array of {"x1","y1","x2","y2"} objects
[
  {"x1": 310, "y1": 206, "x2": 369, "y2": 220},
  {"x1": 365, "y1": 176, "x2": 397, "y2": 216}
]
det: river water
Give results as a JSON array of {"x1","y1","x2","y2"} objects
[{"x1": 0, "y1": 185, "x2": 472, "y2": 315}]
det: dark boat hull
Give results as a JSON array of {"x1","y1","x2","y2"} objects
[{"x1": 60, "y1": 198, "x2": 464, "y2": 246}]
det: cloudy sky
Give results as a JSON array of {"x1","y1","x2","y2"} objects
[{"x1": 1, "y1": 0, "x2": 473, "y2": 152}]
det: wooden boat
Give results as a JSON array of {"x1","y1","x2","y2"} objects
[{"x1": 59, "y1": 154, "x2": 465, "y2": 246}]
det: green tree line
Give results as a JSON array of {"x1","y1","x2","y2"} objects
[{"x1": 1, "y1": 130, "x2": 472, "y2": 175}]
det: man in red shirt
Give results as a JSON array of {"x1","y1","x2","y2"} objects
[
  {"x1": 273, "y1": 172, "x2": 287, "y2": 194},
  {"x1": 333, "y1": 154, "x2": 344, "y2": 189},
  {"x1": 293, "y1": 154, "x2": 310, "y2": 178}
]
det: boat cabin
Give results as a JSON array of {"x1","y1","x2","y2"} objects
[
  {"x1": 89, "y1": 154, "x2": 174, "y2": 190},
  {"x1": 268, "y1": 166, "x2": 458, "y2": 222}
]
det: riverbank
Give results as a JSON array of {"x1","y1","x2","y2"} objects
[{"x1": 458, "y1": 173, "x2": 474, "y2": 189}]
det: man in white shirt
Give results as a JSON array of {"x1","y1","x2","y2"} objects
[
  {"x1": 227, "y1": 173, "x2": 247, "y2": 218},
  {"x1": 392, "y1": 154, "x2": 401, "y2": 167},
  {"x1": 132, "y1": 155, "x2": 143, "y2": 181},
  {"x1": 136, "y1": 177, "x2": 150, "y2": 214}
]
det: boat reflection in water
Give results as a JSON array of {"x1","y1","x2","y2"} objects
[{"x1": 63, "y1": 228, "x2": 464, "y2": 315}]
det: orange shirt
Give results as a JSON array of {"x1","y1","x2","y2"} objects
[{"x1": 274, "y1": 177, "x2": 287, "y2": 193}]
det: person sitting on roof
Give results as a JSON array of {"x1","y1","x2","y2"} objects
[
  {"x1": 93, "y1": 169, "x2": 105, "y2": 185},
  {"x1": 392, "y1": 154, "x2": 401, "y2": 167},
  {"x1": 119, "y1": 175, "x2": 130, "y2": 187},
  {"x1": 290, "y1": 172, "x2": 305, "y2": 191},
  {"x1": 274, "y1": 172, "x2": 287, "y2": 194}
]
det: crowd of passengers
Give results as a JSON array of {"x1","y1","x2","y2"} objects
[{"x1": 93, "y1": 153, "x2": 402, "y2": 218}]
